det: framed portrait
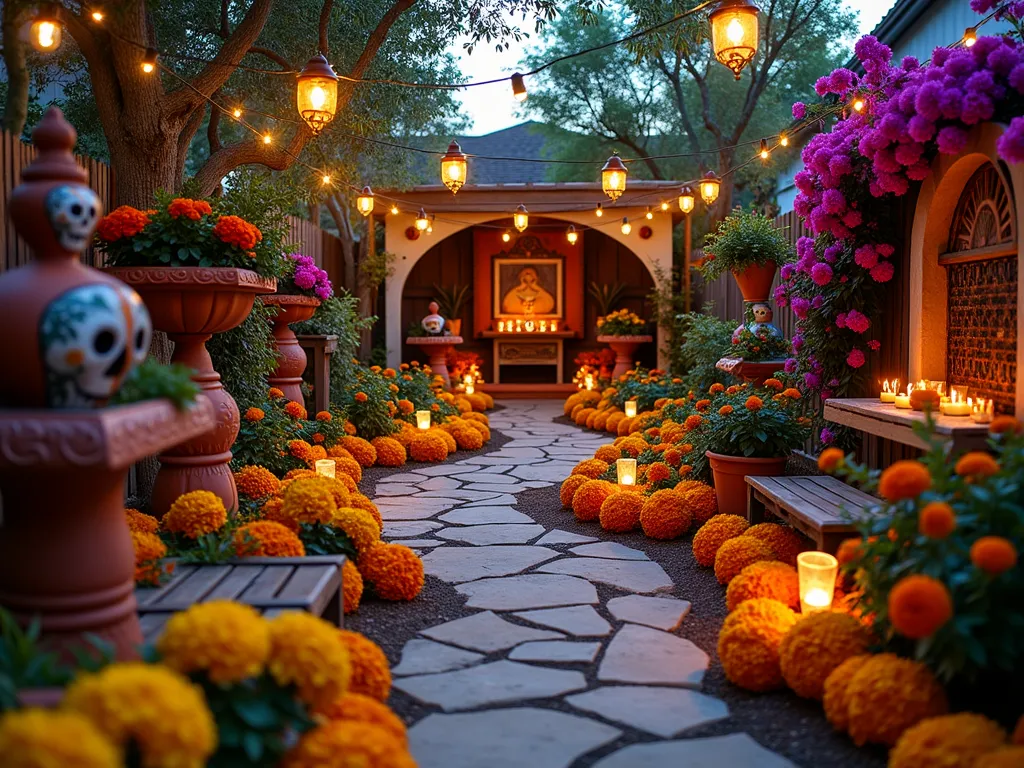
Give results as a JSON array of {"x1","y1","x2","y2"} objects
[{"x1": 493, "y1": 257, "x2": 563, "y2": 319}]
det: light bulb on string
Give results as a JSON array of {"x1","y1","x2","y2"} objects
[
  {"x1": 91, "y1": 9, "x2": 105, "y2": 22},
  {"x1": 296, "y1": 54, "x2": 339, "y2": 135},
  {"x1": 660, "y1": 201, "x2": 670, "y2": 211},
  {"x1": 595, "y1": 203, "x2": 604, "y2": 218},
  {"x1": 141, "y1": 48, "x2": 158, "y2": 73},
  {"x1": 645, "y1": 207, "x2": 653, "y2": 220},
  {"x1": 601, "y1": 152, "x2": 627, "y2": 202},
  {"x1": 700, "y1": 171, "x2": 720, "y2": 205},
  {"x1": 759, "y1": 138, "x2": 770, "y2": 161},
  {"x1": 321, "y1": 173, "x2": 331, "y2": 185},
  {"x1": 415, "y1": 209, "x2": 429, "y2": 231},
  {"x1": 678, "y1": 185, "x2": 695, "y2": 214},
  {"x1": 620, "y1": 217, "x2": 631, "y2": 236},
  {"x1": 356, "y1": 186, "x2": 374, "y2": 217},
  {"x1": 232, "y1": 107, "x2": 243, "y2": 119},
  {"x1": 852, "y1": 97, "x2": 865, "y2": 113},
  {"x1": 440, "y1": 140, "x2": 468, "y2": 193},
  {"x1": 566, "y1": 225, "x2": 578, "y2": 245},
  {"x1": 502, "y1": 230, "x2": 511, "y2": 243},
  {"x1": 390, "y1": 204, "x2": 400, "y2": 215},
  {"x1": 262, "y1": 133, "x2": 272, "y2": 145},
  {"x1": 511, "y1": 72, "x2": 528, "y2": 102},
  {"x1": 513, "y1": 204, "x2": 529, "y2": 232},
  {"x1": 28, "y1": 17, "x2": 62, "y2": 52},
  {"x1": 963, "y1": 26, "x2": 977, "y2": 47},
  {"x1": 779, "y1": 132, "x2": 789, "y2": 147}
]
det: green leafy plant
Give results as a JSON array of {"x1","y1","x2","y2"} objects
[
  {"x1": 699, "y1": 207, "x2": 793, "y2": 282},
  {"x1": 110, "y1": 359, "x2": 200, "y2": 410},
  {"x1": 727, "y1": 324, "x2": 791, "y2": 362},
  {"x1": 645, "y1": 266, "x2": 688, "y2": 374},
  {"x1": 291, "y1": 292, "x2": 377, "y2": 403},
  {"x1": 675, "y1": 308, "x2": 734, "y2": 391},
  {"x1": 359, "y1": 250, "x2": 397, "y2": 289},
  {"x1": 332, "y1": 366, "x2": 400, "y2": 440},
  {"x1": 208, "y1": 300, "x2": 281, "y2": 407},
  {"x1": 0, "y1": 611, "x2": 71, "y2": 711},
  {"x1": 232, "y1": 398, "x2": 347, "y2": 477},
  {"x1": 588, "y1": 282, "x2": 626, "y2": 318},
  {"x1": 433, "y1": 283, "x2": 471, "y2": 320},
  {"x1": 609, "y1": 367, "x2": 688, "y2": 412},
  {"x1": 393, "y1": 365, "x2": 459, "y2": 424}
]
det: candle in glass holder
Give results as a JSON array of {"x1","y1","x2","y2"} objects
[
  {"x1": 551, "y1": 320, "x2": 559, "y2": 332},
  {"x1": 498, "y1": 320, "x2": 505, "y2": 332},
  {"x1": 315, "y1": 459, "x2": 336, "y2": 478},
  {"x1": 879, "y1": 379, "x2": 898, "y2": 404},
  {"x1": 616, "y1": 458, "x2": 637, "y2": 486},
  {"x1": 797, "y1": 551, "x2": 838, "y2": 614},
  {"x1": 970, "y1": 397, "x2": 993, "y2": 423},
  {"x1": 624, "y1": 400, "x2": 638, "y2": 418},
  {"x1": 416, "y1": 410, "x2": 431, "y2": 430},
  {"x1": 539, "y1": 320, "x2": 548, "y2": 332},
  {"x1": 894, "y1": 392, "x2": 911, "y2": 409},
  {"x1": 942, "y1": 386, "x2": 971, "y2": 416},
  {"x1": 525, "y1": 320, "x2": 535, "y2": 332},
  {"x1": 584, "y1": 374, "x2": 594, "y2": 391},
  {"x1": 466, "y1": 383, "x2": 475, "y2": 395}
]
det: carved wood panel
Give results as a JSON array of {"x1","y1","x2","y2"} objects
[{"x1": 947, "y1": 163, "x2": 1015, "y2": 253}]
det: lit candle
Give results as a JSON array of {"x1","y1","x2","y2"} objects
[
  {"x1": 879, "y1": 379, "x2": 897, "y2": 404},
  {"x1": 540, "y1": 320, "x2": 548, "y2": 332},
  {"x1": 525, "y1": 320, "x2": 535, "y2": 332},
  {"x1": 797, "y1": 551, "x2": 839, "y2": 615},
  {"x1": 551, "y1": 320, "x2": 559, "y2": 332},
  {"x1": 894, "y1": 382, "x2": 913, "y2": 409},
  {"x1": 971, "y1": 396, "x2": 993, "y2": 423},
  {"x1": 616, "y1": 458, "x2": 637, "y2": 486},
  {"x1": 942, "y1": 386, "x2": 971, "y2": 417},
  {"x1": 584, "y1": 374, "x2": 594, "y2": 391},
  {"x1": 315, "y1": 459, "x2": 336, "y2": 478},
  {"x1": 515, "y1": 319, "x2": 523, "y2": 333},
  {"x1": 416, "y1": 410, "x2": 431, "y2": 430},
  {"x1": 466, "y1": 383, "x2": 475, "y2": 395},
  {"x1": 498, "y1": 320, "x2": 505, "y2": 332},
  {"x1": 624, "y1": 400, "x2": 638, "y2": 418}
]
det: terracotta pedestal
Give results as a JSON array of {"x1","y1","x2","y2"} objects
[
  {"x1": 262, "y1": 295, "x2": 320, "y2": 404},
  {"x1": 706, "y1": 449, "x2": 787, "y2": 516},
  {"x1": 716, "y1": 357, "x2": 788, "y2": 387},
  {"x1": 598, "y1": 335, "x2": 653, "y2": 379},
  {"x1": 407, "y1": 336, "x2": 463, "y2": 388},
  {"x1": 106, "y1": 267, "x2": 275, "y2": 516},
  {"x1": 0, "y1": 399, "x2": 215, "y2": 659}
]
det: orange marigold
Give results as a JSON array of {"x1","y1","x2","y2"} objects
[
  {"x1": 212, "y1": 214, "x2": 262, "y2": 250},
  {"x1": 970, "y1": 536, "x2": 1018, "y2": 575},
  {"x1": 132, "y1": 531, "x2": 168, "y2": 586},
  {"x1": 709, "y1": 383, "x2": 725, "y2": 394},
  {"x1": 599, "y1": 490, "x2": 644, "y2": 533},
  {"x1": 342, "y1": 560, "x2": 364, "y2": 614},
  {"x1": 162, "y1": 490, "x2": 227, "y2": 539},
  {"x1": 451, "y1": 424, "x2": 484, "y2": 451},
  {"x1": 354, "y1": 392, "x2": 368, "y2": 403},
  {"x1": 745, "y1": 395, "x2": 763, "y2": 412},
  {"x1": 989, "y1": 415, "x2": 1022, "y2": 435},
  {"x1": 96, "y1": 205, "x2": 151, "y2": 241},
  {"x1": 409, "y1": 432, "x2": 448, "y2": 463},
  {"x1": 269, "y1": 387, "x2": 285, "y2": 399},
  {"x1": 289, "y1": 439, "x2": 315, "y2": 463},
  {"x1": 718, "y1": 598, "x2": 799, "y2": 692},
  {"x1": 639, "y1": 489, "x2": 692, "y2": 540},
  {"x1": 280, "y1": 721, "x2": 412, "y2": 768},
  {"x1": 836, "y1": 537, "x2": 863, "y2": 566},
  {"x1": 235, "y1": 520, "x2": 305, "y2": 558},
  {"x1": 645, "y1": 462, "x2": 670, "y2": 484},
  {"x1": 742, "y1": 523, "x2": 807, "y2": 567},
  {"x1": 560, "y1": 474, "x2": 591, "y2": 508},
  {"x1": 715, "y1": 536, "x2": 775, "y2": 584},
  {"x1": 976, "y1": 747, "x2": 1024, "y2": 768},
  {"x1": 317, "y1": 692, "x2": 407, "y2": 746},
  {"x1": 284, "y1": 400, "x2": 308, "y2": 420},
  {"x1": 358, "y1": 542, "x2": 424, "y2": 601},
  {"x1": 683, "y1": 414, "x2": 703, "y2": 431},
  {"x1": 822, "y1": 655, "x2": 873, "y2": 733},
  {"x1": 594, "y1": 444, "x2": 622, "y2": 464},
  {"x1": 126, "y1": 507, "x2": 159, "y2": 534},
  {"x1": 681, "y1": 482, "x2": 718, "y2": 525},
  {"x1": 692, "y1": 514, "x2": 750, "y2": 567},
  {"x1": 662, "y1": 447, "x2": 682, "y2": 467},
  {"x1": 338, "y1": 630, "x2": 391, "y2": 702},
  {"x1": 245, "y1": 407, "x2": 265, "y2": 422},
  {"x1": 280, "y1": 477, "x2": 338, "y2": 526},
  {"x1": 888, "y1": 574, "x2": 953, "y2": 639},
  {"x1": 781, "y1": 387, "x2": 802, "y2": 399},
  {"x1": 763, "y1": 378, "x2": 783, "y2": 391},
  {"x1": 618, "y1": 437, "x2": 648, "y2": 458},
  {"x1": 371, "y1": 437, "x2": 407, "y2": 467},
  {"x1": 572, "y1": 479, "x2": 618, "y2": 521},
  {"x1": 817, "y1": 447, "x2": 845, "y2": 473},
  {"x1": 918, "y1": 501, "x2": 956, "y2": 539},
  {"x1": 879, "y1": 460, "x2": 932, "y2": 501},
  {"x1": 695, "y1": 399, "x2": 711, "y2": 411},
  {"x1": 167, "y1": 198, "x2": 212, "y2": 220},
  {"x1": 779, "y1": 612, "x2": 872, "y2": 700},
  {"x1": 954, "y1": 451, "x2": 1000, "y2": 479},
  {"x1": 718, "y1": 405, "x2": 734, "y2": 416},
  {"x1": 340, "y1": 436, "x2": 377, "y2": 468},
  {"x1": 890, "y1": 714, "x2": 1006, "y2": 768},
  {"x1": 332, "y1": 456, "x2": 363, "y2": 484},
  {"x1": 726, "y1": 561, "x2": 799, "y2": 612},
  {"x1": 234, "y1": 465, "x2": 280, "y2": 500},
  {"x1": 397, "y1": 399, "x2": 415, "y2": 415}
]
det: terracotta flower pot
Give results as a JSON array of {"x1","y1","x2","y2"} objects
[
  {"x1": 732, "y1": 262, "x2": 778, "y2": 303},
  {"x1": 706, "y1": 450, "x2": 787, "y2": 517},
  {"x1": 261, "y1": 294, "x2": 320, "y2": 404},
  {"x1": 597, "y1": 334, "x2": 654, "y2": 379},
  {"x1": 105, "y1": 266, "x2": 275, "y2": 517}
]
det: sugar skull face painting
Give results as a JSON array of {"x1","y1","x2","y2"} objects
[
  {"x1": 39, "y1": 283, "x2": 152, "y2": 407},
  {"x1": 45, "y1": 184, "x2": 101, "y2": 253}
]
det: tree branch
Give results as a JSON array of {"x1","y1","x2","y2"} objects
[
  {"x1": 192, "y1": 123, "x2": 312, "y2": 196},
  {"x1": 248, "y1": 45, "x2": 294, "y2": 71},
  {"x1": 319, "y1": 0, "x2": 334, "y2": 55},
  {"x1": 207, "y1": 98, "x2": 222, "y2": 153},
  {"x1": 338, "y1": 0, "x2": 417, "y2": 110}
]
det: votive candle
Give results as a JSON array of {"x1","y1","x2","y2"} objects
[
  {"x1": 624, "y1": 400, "x2": 637, "y2": 418},
  {"x1": 797, "y1": 551, "x2": 838, "y2": 615},
  {"x1": 894, "y1": 393, "x2": 912, "y2": 409},
  {"x1": 315, "y1": 459, "x2": 336, "y2": 478},
  {"x1": 616, "y1": 458, "x2": 637, "y2": 486},
  {"x1": 416, "y1": 410, "x2": 431, "y2": 430}
]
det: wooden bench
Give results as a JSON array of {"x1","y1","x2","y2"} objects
[
  {"x1": 746, "y1": 475, "x2": 881, "y2": 554},
  {"x1": 297, "y1": 334, "x2": 338, "y2": 415},
  {"x1": 134, "y1": 555, "x2": 345, "y2": 643}
]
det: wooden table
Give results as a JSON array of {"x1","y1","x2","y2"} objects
[
  {"x1": 297, "y1": 334, "x2": 338, "y2": 415},
  {"x1": 824, "y1": 398, "x2": 990, "y2": 453},
  {"x1": 134, "y1": 555, "x2": 345, "y2": 643}
]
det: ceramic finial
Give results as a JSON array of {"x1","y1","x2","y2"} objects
[{"x1": 22, "y1": 107, "x2": 88, "y2": 184}]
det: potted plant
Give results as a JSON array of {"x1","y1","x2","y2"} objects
[
  {"x1": 700, "y1": 208, "x2": 793, "y2": 302},
  {"x1": 262, "y1": 253, "x2": 333, "y2": 403},
  {"x1": 588, "y1": 281, "x2": 626, "y2": 318},
  {"x1": 100, "y1": 192, "x2": 279, "y2": 516},
  {"x1": 596, "y1": 308, "x2": 653, "y2": 379},
  {"x1": 433, "y1": 283, "x2": 471, "y2": 336}
]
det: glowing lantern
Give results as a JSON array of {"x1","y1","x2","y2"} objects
[
  {"x1": 624, "y1": 400, "x2": 637, "y2": 418},
  {"x1": 513, "y1": 204, "x2": 529, "y2": 232},
  {"x1": 296, "y1": 53, "x2": 339, "y2": 135},
  {"x1": 511, "y1": 72, "x2": 528, "y2": 102},
  {"x1": 315, "y1": 459, "x2": 336, "y2": 478},
  {"x1": 709, "y1": 0, "x2": 760, "y2": 80},
  {"x1": 616, "y1": 458, "x2": 637, "y2": 486},
  {"x1": 678, "y1": 185, "x2": 695, "y2": 214},
  {"x1": 28, "y1": 17, "x2": 62, "y2": 52},
  {"x1": 566, "y1": 225, "x2": 578, "y2": 245},
  {"x1": 415, "y1": 209, "x2": 429, "y2": 231},
  {"x1": 797, "y1": 551, "x2": 838, "y2": 614},
  {"x1": 416, "y1": 410, "x2": 431, "y2": 430},
  {"x1": 141, "y1": 48, "x2": 158, "y2": 73},
  {"x1": 441, "y1": 140, "x2": 468, "y2": 194},
  {"x1": 601, "y1": 153, "x2": 628, "y2": 202},
  {"x1": 700, "y1": 171, "x2": 721, "y2": 205},
  {"x1": 356, "y1": 186, "x2": 374, "y2": 217}
]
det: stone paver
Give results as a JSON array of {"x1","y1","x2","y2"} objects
[
  {"x1": 439, "y1": 506, "x2": 534, "y2": 524},
  {"x1": 598, "y1": 624, "x2": 708, "y2": 688},
  {"x1": 408, "y1": 708, "x2": 621, "y2": 768},
  {"x1": 566, "y1": 686, "x2": 729, "y2": 737},
  {"x1": 422, "y1": 611, "x2": 564, "y2": 653},
  {"x1": 457, "y1": 574, "x2": 599, "y2": 610},
  {"x1": 508, "y1": 640, "x2": 601, "y2": 663},
  {"x1": 391, "y1": 539, "x2": 444, "y2": 548},
  {"x1": 436, "y1": 523, "x2": 544, "y2": 545},
  {"x1": 512, "y1": 605, "x2": 612, "y2": 636},
  {"x1": 591, "y1": 735, "x2": 797, "y2": 768},
  {"x1": 422, "y1": 545, "x2": 559, "y2": 583},
  {"x1": 383, "y1": 520, "x2": 441, "y2": 537},
  {"x1": 570, "y1": 542, "x2": 650, "y2": 560},
  {"x1": 536, "y1": 529, "x2": 600, "y2": 546},
  {"x1": 392, "y1": 639, "x2": 485, "y2": 677},
  {"x1": 537, "y1": 557, "x2": 674, "y2": 593},
  {"x1": 606, "y1": 595, "x2": 692, "y2": 631}
]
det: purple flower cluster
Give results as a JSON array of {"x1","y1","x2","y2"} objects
[{"x1": 288, "y1": 253, "x2": 333, "y2": 301}]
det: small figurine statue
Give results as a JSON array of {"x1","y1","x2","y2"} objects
[
  {"x1": 422, "y1": 301, "x2": 446, "y2": 335},
  {"x1": 733, "y1": 301, "x2": 783, "y2": 343}
]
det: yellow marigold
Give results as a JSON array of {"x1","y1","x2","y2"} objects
[
  {"x1": 452, "y1": 424, "x2": 484, "y2": 450},
  {"x1": 647, "y1": 462, "x2": 671, "y2": 483},
  {"x1": 683, "y1": 414, "x2": 703, "y2": 431},
  {"x1": 64, "y1": 662, "x2": 216, "y2": 768},
  {"x1": 976, "y1": 747, "x2": 1024, "y2": 768},
  {"x1": 599, "y1": 490, "x2": 644, "y2": 533},
  {"x1": 822, "y1": 654, "x2": 873, "y2": 732},
  {"x1": 561, "y1": 474, "x2": 591, "y2": 508},
  {"x1": 571, "y1": 479, "x2": 617, "y2": 521},
  {"x1": 0, "y1": 708, "x2": 120, "y2": 768},
  {"x1": 371, "y1": 436, "x2": 407, "y2": 467},
  {"x1": 639, "y1": 489, "x2": 692, "y2": 540},
  {"x1": 726, "y1": 560, "x2": 799, "y2": 612},
  {"x1": 682, "y1": 482, "x2": 719, "y2": 525},
  {"x1": 889, "y1": 574, "x2": 953, "y2": 639},
  {"x1": 585, "y1": 410, "x2": 601, "y2": 430},
  {"x1": 989, "y1": 415, "x2": 1022, "y2": 435},
  {"x1": 845, "y1": 653, "x2": 948, "y2": 746},
  {"x1": 126, "y1": 507, "x2": 159, "y2": 534},
  {"x1": 331, "y1": 507, "x2": 381, "y2": 554},
  {"x1": 281, "y1": 721, "x2": 414, "y2": 768},
  {"x1": 268, "y1": 612, "x2": 351, "y2": 711},
  {"x1": 618, "y1": 437, "x2": 648, "y2": 458},
  {"x1": 162, "y1": 490, "x2": 227, "y2": 539},
  {"x1": 593, "y1": 444, "x2": 620, "y2": 464},
  {"x1": 890, "y1": 714, "x2": 1006, "y2": 768},
  {"x1": 573, "y1": 458, "x2": 610, "y2": 479},
  {"x1": 779, "y1": 612, "x2": 872, "y2": 700},
  {"x1": 234, "y1": 464, "x2": 281, "y2": 499},
  {"x1": 955, "y1": 451, "x2": 1000, "y2": 479},
  {"x1": 919, "y1": 501, "x2": 956, "y2": 539},
  {"x1": 693, "y1": 514, "x2": 750, "y2": 566},
  {"x1": 564, "y1": 393, "x2": 584, "y2": 415},
  {"x1": 817, "y1": 447, "x2": 845, "y2": 473},
  {"x1": 358, "y1": 542, "x2": 424, "y2": 601},
  {"x1": 409, "y1": 432, "x2": 448, "y2": 462},
  {"x1": 349, "y1": 494, "x2": 382, "y2": 529},
  {"x1": 763, "y1": 377, "x2": 783, "y2": 391},
  {"x1": 971, "y1": 536, "x2": 1018, "y2": 575},
  {"x1": 284, "y1": 400, "x2": 308, "y2": 419},
  {"x1": 340, "y1": 436, "x2": 377, "y2": 468},
  {"x1": 718, "y1": 405, "x2": 734, "y2": 416},
  {"x1": 745, "y1": 395, "x2": 763, "y2": 412},
  {"x1": 343, "y1": 560, "x2": 364, "y2": 614},
  {"x1": 157, "y1": 601, "x2": 269, "y2": 684},
  {"x1": 335, "y1": 456, "x2": 363, "y2": 484},
  {"x1": 742, "y1": 523, "x2": 807, "y2": 567},
  {"x1": 717, "y1": 598, "x2": 799, "y2": 692},
  {"x1": 234, "y1": 520, "x2": 305, "y2": 557},
  {"x1": 281, "y1": 476, "x2": 338, "y2": 526},
  {"x1": 617, "y1": 416, "x2": 635, "y2": 436},
  {"x1": 131, "y1": 530, "x2": 168, "y2": 586},
  {"x1": 463, "y1": 411, "x2": 489, "y2": 426},
  {"x1": 879, "y1": 460, "x2": 932, "y2": 501},
  {"x1": 715, "y1": 536, "x2": 776, "y2": 584},
  {"x1": 317, "y1": 692, "x2": 407, "y2": 745},
  {"x1": 338, "y1": 630, "x2": 391, "y2": 702}
]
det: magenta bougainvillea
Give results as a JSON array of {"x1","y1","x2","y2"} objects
[
  {"x1": 775, "y1": 7, "x2": 1024, "y2": 445},
  {"x1": 282, "y1": 253, "x2": 333, "y2": 301}
]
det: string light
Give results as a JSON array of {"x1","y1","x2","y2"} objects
[
  {"x1": 852, "y1": 97, "x2": 865, "y2": 113},
  {"x1": 232, "y1": 107, "x2": 243, "y2": 119},
  {"x1": 262, "y1": 133, "x2": 272, "y2": 145},
  {"x1": 595, "y1": 203, "x2": 604, "y2": 218},
  {"x1": 709, "y1": 0, "x2": 760, "y2": 80},
  {"x1": 415, "y1": 209, "x2": 429, "y2": 231},
  {"x1": 440, "y1": 140, "x2": 468, "y2": 194},
  {"x1": 513, "y1": 204, "x2": 529, "y2": 232},
  {"x1": 90, "y1": 9, "x2": 105, "y2": 22},
  {"x1": 645, "y1": 206, "x2": 654, "y2": 220},
  {"x1": 566, "y1": 225, "x2": 578, "y2": 244},
  {"x1": 511, "y1": 72, "x2": 528, "y2": 102},
  {"x1": 601, "y1": 152, "x2": 628, "y2": 201},
  {"x1": 660, "y1": 201, "x2": 670, "y2": 211},
  {"x1": 356, "y1": 186, "x2": 374, "y2": 216},
  {"x1": 759, "y1": 138, "x2": 770, "y2": 161},
  {"x1": 502, "y1": 230, "x2": 511, "y2": 242},
  {"x1": 620, "y1": 217, "x2": 632, "y2": 236},
  {"x1": 296, "y1": 54, "x2": 339, "y2": 135},
  {"x1": 141, "y1": 48, "x2": 158, "y2": 73},
  {"x1": 390, "y1": 204, "x2": 400, "y2": 215},
  {"x1": 779, "y1": 132, "x2": 789, "y2": 147},
  {"x1": 678, "y1": 185, "x2": 695, "y2": 214},
  {"x1": 321, "y1": 173, "x2": 331, "y2": 185},
  {"x1": 28, "y1": 17, "x2": 61, "y2": 52},
  {"x1": 963, "y1": 26, "x2": 978, "y2": 47},
  {"x1": 700, "y1": 171, "x2": 720, "y2": 205}
]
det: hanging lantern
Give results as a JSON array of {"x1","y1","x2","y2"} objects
[
  {"x1": 709, "y1": 0, "x2": 760, "y2": 80},
  {"x1": 502, "y1": 230, "x2": 511, "y2": 243},
  {"x1": 595, "y1": 203, "x2": 604, "y2": 218},
  {"x1": 700, "y1": 171, "x2": 720, "y2": 205},
  {"x1": 356, "y1": 186, "x2": 374, "y2": 217},
  {"x1": 620, "y1": 217, "x2": 632, "y2": 236},
  {"x1": 296, "y1": 53, "x2": 339, "y2": 135},
  {"x1": 415, "y1": 209, "x2": 429, "y2": 231},
  {"x1": 566, "y1": 225, "x2": 578, "y2": 245},
  {"x1": 678, "y1": 185, "x2": 695, "y2": 214},
  {"x1": 440, "y1": 140, "x2": 468, "y2": 194},
  {"x1": 28, "y1": 16, "x2": 62, "y2": 52},
  {"x1": 511, "y1": 72, "x2": 528, "y2": 102},
  {"x1": 513, "y1": 204, "x2": 529, "y2": 232},
  {"x1": 601, "y1": 152, "x2": 628, "y2": 202}
]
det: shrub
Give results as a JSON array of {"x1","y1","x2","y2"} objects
[{"x1": 699, "y1": 207, "x2": 793, "y2": 282}]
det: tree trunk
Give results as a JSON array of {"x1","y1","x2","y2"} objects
[
  {"x1": 714, "y1": 147, "x2": 737, "y2": 224},
  {"x1": 1, "y1": 3, "x2": 30, "y2": 137}
]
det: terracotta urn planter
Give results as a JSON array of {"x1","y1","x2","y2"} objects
[
  {"x1": 732, "y1": 262, "x2": 778, "y2": 303},
  {"x1": 407, "y1": 335, "x2": 463, "y2": 388},
  {"x1": 706, "y1": 450, "x2": 787, "y2": 516},
  {"x1": 597, "y1": 334, "x2": 654, "y2": 379},
  {"x1": 105, "y1": 266, "x2": 275, "y2": 517},
  {"x1": 261, "y1": 294, "x2": 320, "y2": 404}
]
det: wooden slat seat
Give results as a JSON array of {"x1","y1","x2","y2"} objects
[
  {"x1": 134, "y1": 556, "x2": 345, "y2": 644},
  {"x1": 745, "y1": 475, "x2": 881, "y2": 554}
]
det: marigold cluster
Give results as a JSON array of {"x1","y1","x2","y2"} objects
[
  {"x1": 234, "y1": 520, "x2": 306, "y2": 557},
  {"x1": 167, "y1": 198, "x2": 212, "y2": 220},
  {"x1": 279, "y1": 476, "x2": 338, "y2": 526},
  {"x1": 717, "y1": 598, "x2": 799, "y2": 692},
  {"x1": 212, "y1": 214, "x2": 262, "y2": 250},
  {"x1": 268, "y1": 612, "x2": 351, "y2": 712},
  {"x1": 358, "y1": 542, "x2": 424, "y2": 601},
  {"x1": 409, "y1": 432, "x2": 448, "y2": 463},
  {"x1": 646, "y1": 462, "x2": 671, "y2": 483},
  {"x1": 955, "y1": 451, "x2": 1000, "y2": 479},
  {"x1": 451, "y1": 423, "x2": 484, "y2": 450},
  {"x1": 331, "y1": 507, "x2": 381, "y2": 554},
  {"x1": 573, "y1": 458, "x2": 610, "y2": 479},
  {"x1": 971, "y1": 536, "x2": 1018, "y2": 575},
  {"x1": 244, "y1": 406, "x2": 265, "y2": 422},
  {"x1": 889, "y1": 714, "x2": 1006, "y2": 768},
  {"x1": 822, "y1": 654, "x2": 873, "y2": 732},
  {"x1": 0, "y1": 708, "x2": 120, "y2": 768},
  {"x1": 681, "y1": 482, "x2": 718, "y2": 524},
  {"x1": 560, "y1": 474, "x2": 590, "y2": 508},
  {"x1": 639, "y1": 489, "x2": 691, "y2": 540},
  {"x1": 976, "y1": 747, "x2": 1024, "y2": 768},
  {"x1": 599, "y1": 490, "x2": 644, "y2": 533},
  {"x1": 888, "y1": 574, "x2": 953, "y2": 639},
  {"x1": 779, "y1": 612, "x2": 872, "y2": 700},
  {"x1": 126, "y1": 507, "x2": 159, "y2": 534},
  {"x1": 371, "y1": 436, "x2": 407, "y2": 467},
  {"x1": 878, "y1": 460, "x2": 932, "y2": 501},
  {"x1": 339, "y1": 436, "x2": 377, "y2": 467},
  {"x1": 572, "y1": 479, "x2": 617, "y2": 521},
  {"x1": 162, "y1": 490, "x2": 227, "y2": 539},
  {"x1": 284, "y1": 400, "x2": 308, "y2": 420},
  {"x1": 96, "y1": 205, "x2": 151, "y2": 241},
  {"x1": 715, "y1": 536, "x2": 775, "y2": 584},
  {"x1": 234, "y1": 464, "x2": 280, "y2": 499},
  {"x1": 338, "y1": 630, "x2": 392, "y2": 702},
  {"x1": 693, "y1": 514, "x2": 750, "y2": 567},
  {"x1": 342, "y1": 559, "x2": 364, "y2": 615},
  {"x1": 742, "y1": 523, "x2": 807, "y2": 566},
  {"x1": 725, "y1": 561, "x2": 799, "y2": 612},
  {"x1": 817, "y1": 447, "x2": 845, "y2": 473},
  {"x1": 132, "y1": 531, "x2": 168, "y2": 586},
  {"x1": 157, "y1": 601, "x2": 270, "y2": 684},
  {"x1": 918, "y1": 501, "x2": 956, "y2": 539},
  {"x1": 316, "y1": 692, "x2": 407, "y2": 745},
  {"x1": 281, "y1": 721, "x2": 414, "y2": 768}
]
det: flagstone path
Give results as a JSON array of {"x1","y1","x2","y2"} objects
[{"x1": 373, "y1": 400, "x2": 798, "y2": 768}]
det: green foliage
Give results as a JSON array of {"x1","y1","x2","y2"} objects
[
  {"x1": 232, "y1": 398, "x2": 347, "y2": 476},
  {"x1": 675, "y1": 309, "x2": 734, "y2": 391},
  {"x1": 645, "y1": 266, "x2": 689, "y2": 374},
  {"x1": 393, "y1": 365, "x2": 459, "y2": 424},
  {"x1": 0, "y1": 611, "x2": 71, "y2": 711},
  {"x1": 209, "y1": 300, "x2": 281, "y2": 407},
  {"x1": 588, "y1": 282, "x2": 627, "y2": 318},
  {"x1": 110, "y1": 359, "x2": 200, "y2": 410},
  {"x1": 699, "y1": 208, "x2": 793, "y2": 281},
  {"x1": 727, "y1": 324, "x2": 791, "y2": 362},
  {"x1": 298, "y1": 523, "x2": 357, "y2": 559},
  {"x1": 332, "y1": 366, "x2": 400, "y2": 440},
  {"x1": 830, "y1": 420, "x2": 1024, "y2": 689},
  {"x1": 609, "y1": 367, "x2": 688, "y2": 412},
  {"x1": 166, "y1": 527, "x2": 243, "y2": 565},
  {"x1": 359, "y1": 250, "x2": 397, "y2": 290},
  {"x1": 433, "y1": 283, "x2": 472, "y2": 320}
]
